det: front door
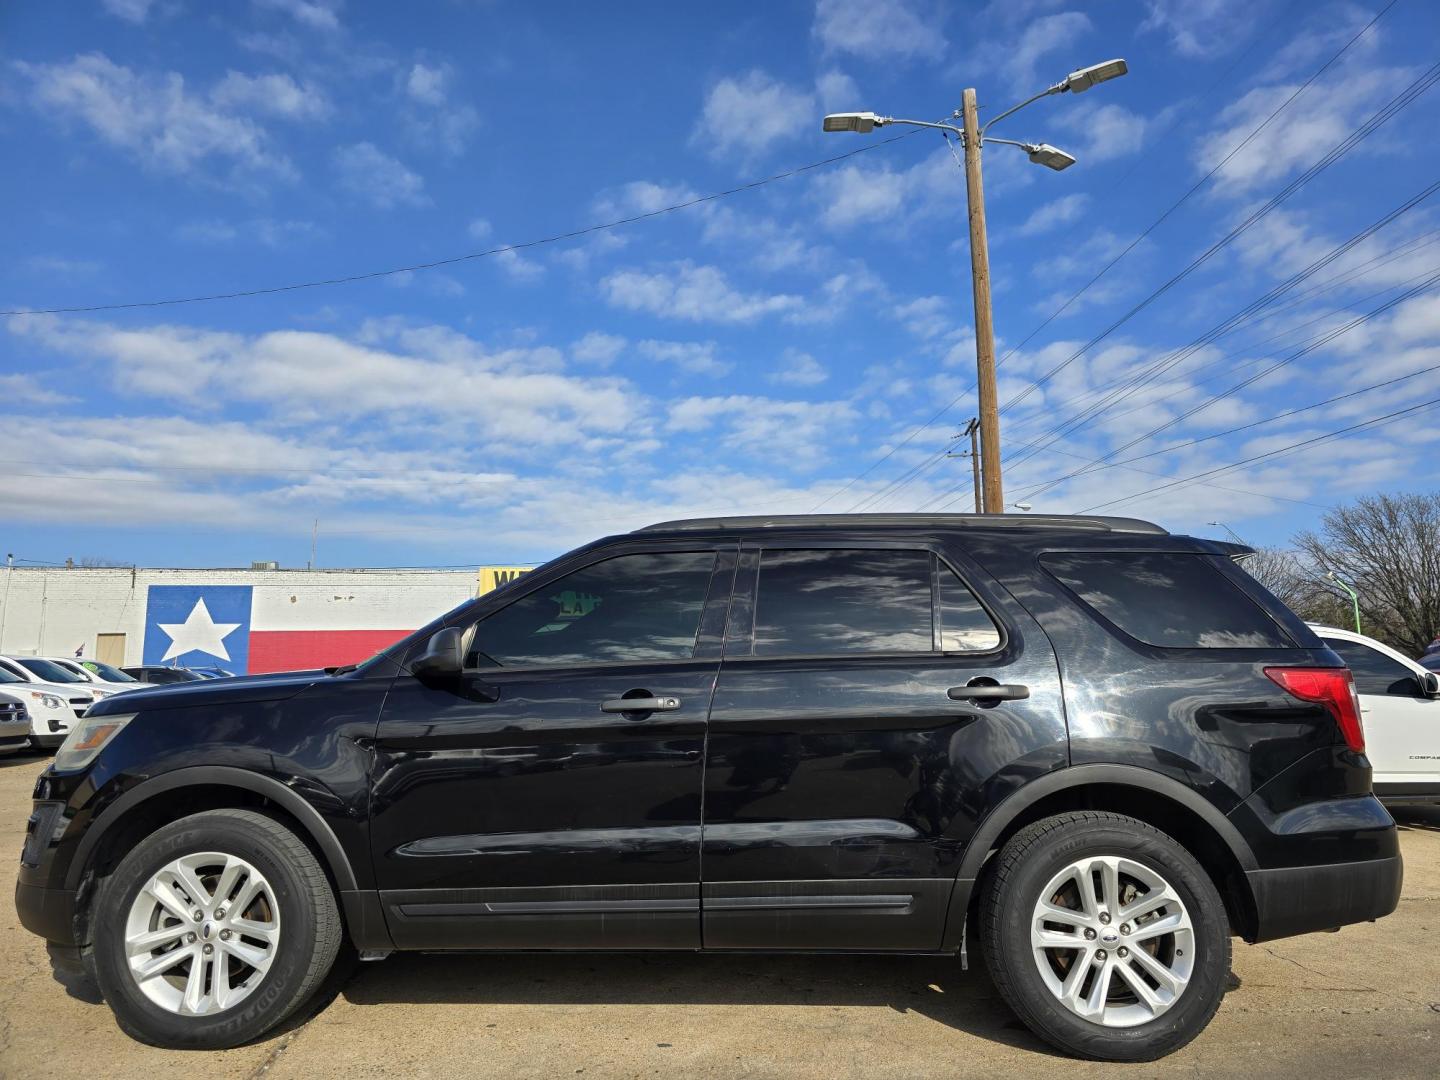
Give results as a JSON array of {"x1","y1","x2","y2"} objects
[
  {"x1": 702, "y1": 539, "x2": 1067, "y2": 950},
  {"x1": 370, "y1": 543, "x2": 735, "y2": 949},
  {"x1": 1320, "y1": 633, "x2": 1440, "y2": 792}
]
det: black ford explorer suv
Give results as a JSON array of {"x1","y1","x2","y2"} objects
[{"x1": 16, "y1": 514, "x2": 1401, "y2": 1060}]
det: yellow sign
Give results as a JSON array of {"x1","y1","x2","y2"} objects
[{"x1": 477, "y1": 566, "x2": 532, "y2": 595}]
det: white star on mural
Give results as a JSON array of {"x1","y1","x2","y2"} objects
[{"x1": 158, "y1": 598, "x2": 241, "y2": 662}]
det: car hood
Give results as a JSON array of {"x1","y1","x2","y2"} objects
[
  {"x1": 7, "y1": 679, "x2": 94, "y2": 699},
  {"x1": 94, "y1": 669, "x2": 330, "y2": 712}
]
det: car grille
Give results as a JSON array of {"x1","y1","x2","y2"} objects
[
  {"x1": 0, "y1": 700, "x2": 26, "y2": 722},
  {"x1": 67, "y1": 698, "x2": 90, "y2": 719}
]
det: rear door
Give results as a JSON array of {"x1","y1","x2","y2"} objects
[
  {"x1": 701, "y1": 537, "x2": 1066, "y2": 950},
  {"x1": 1320, "y1": 634, "x2": 1440, "y2": 793}
]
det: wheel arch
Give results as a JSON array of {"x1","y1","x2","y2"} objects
[
  {"x1": 943, "y1": 764, "x2": 1260, "y2": 948},
  {"x1": 67, "y1": 766, "x2": 359, "y2": 896}
]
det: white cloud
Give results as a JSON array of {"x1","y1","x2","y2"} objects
[
  {"x1": 1018, "y1": 192, "x2": 1090, "y2": 236},
  {"x1": 813, "y1": 0, "x2": 945, "y2": 63},
  {"x1": 11, "y1": 315, "x2": 642, "y2": 450},
  {"x1": 998, "y1": 11, "x2": 1092, "y2": 91},
  {"x1": 815, "y1": 69, "x2": 860, "y2": 112},
  {"x1": 0, "y1": 374, "x2": 72, "y2": 405},
  {"x1": 811, "y1": 145, "x2": 968, "y2": 231},
  {"x1": 177, "y1": 217, "x2": 318, "y2": 246},
  {"x1": 405, "y1": 63, "x2": 448, "y2": 106},
  {"x1": 694, "y1": 70, "x2": 813, "y2": 161},
  {"x1": 1066, "y1": 103, "x2": 1149, "y2": 163},
  {"x1": 493, "y1": 248, "x2": 545, "y2": 283},
  {"x1": 571, "y1": 332, "x2": 626, "y2": 366},
  {"x1": 397, "y1": 60, "x2": 479, "y2": 155},
  {"x1": 26, "y1": 255, "x2": 102, "y2": 277},
  {"x1": 600, "y1": 263, "x2": 804, "y2": 324},
  {"x1": 467, "y1": 217, "x2": 493, "y2": 240},
  {"x1": 637, "y1": 340, "x2": 731, "y2": 377},
  {"x1": 1196, "y1": 64, "x2": 1412, "y2": 193},
  {"x1": 665, "y1": 395, "x2": 859, "y2": 469},
  {"x1": 14, "y1": 53, "x2": 296, "y2": 181},
  {"x1": 332, "y1": 142, "x2": 426, "y2": 208},
  {"x1": 1141, "y1": 0, "x2": 1263, "y2": 59},
  {"x1": 211, "y1": 71, "x2": 331, "y2": 120},
  {"x1": 253, "y1": 0, "x2": 342, "y2": 32},
  {"x1": 101, "y1": 0, "x2": 157, "y2": 22},
  {"x1": 769, "y1": 349, "x2": 829, "y2": 387}
]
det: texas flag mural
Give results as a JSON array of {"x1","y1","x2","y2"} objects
[{"x1": 143, "y1": 584, "x2": 431, "y2": 674}]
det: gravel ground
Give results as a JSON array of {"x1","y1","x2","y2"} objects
[{"x1": 1, "y1": 751, "x2": 1436, "y2": 1079}]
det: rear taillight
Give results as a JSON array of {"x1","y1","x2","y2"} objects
[{"x1": 1264, "y1": 666, "x2": 1365, "y2": 753}]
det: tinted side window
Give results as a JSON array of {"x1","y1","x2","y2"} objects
[
  {"x1": 753, "y1": 548, "x2": 933, "y2": 656},
  {"x1": 938, "y1": 562, "x2": 1002, "y2": 652},
  {"x1": 1041, "y1": 552, "x2": 1293, "y2": 649},
  {"x1": 469, "y1": 551, "x2": 716, "y2": 668},
  {"x1": 1322, "y1": 638, "x2": 1422, "y2": 696}
]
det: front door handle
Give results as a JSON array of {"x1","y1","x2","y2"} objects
[
  {"x1": 947, "y1": 684, "x2": 1030, "y2": 702},
  {"x1": 601, "y1": 696, "x2": 682, "y2": 714}
]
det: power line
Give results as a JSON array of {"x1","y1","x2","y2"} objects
[
  {"x1": 1002, "y1": 168, "x2": 1440, "y2": 479},
  {"x1": 1075, "y1": 396, "x2": 1440, "y2": 514},
  {"x1": 1000, "y1": 56, "x2": 1440, "y2": 422},
  {"x1": 0, "y1": 132, "x2": 924, "y2": 317},
  {"x1": 809, "y1": 0, "x2": 1402, "y2": 511}
]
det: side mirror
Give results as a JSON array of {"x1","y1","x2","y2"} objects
[
  {"x1": 1422, "y1": 671, "x2": 1440, "y2": 698},
  {"x1": 411, "y1": 627, "x2": 464, "y2": 682}
]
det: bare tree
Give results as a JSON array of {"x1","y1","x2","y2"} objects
[
  {"x1": 1238, "y1": 546, "x2": 1353, "y2": 628},
  {"x1": 1295, "y1": 493, "x2": 1440, "y2": 655}
]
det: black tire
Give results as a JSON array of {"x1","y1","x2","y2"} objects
[
  {"x1": 980, "y1": 811, "x2": 1230, "y2": 1062},
  {"x1": 92, "y1": 808, "x2": 343, "y2": 1049}
]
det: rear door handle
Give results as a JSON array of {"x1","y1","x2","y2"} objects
[
  {"x1": 601, "y1": 696, "x2": 682, "y2": 713},
  {"x1": 948, "y1": 684, "x2": 1030, "y2": 702}
]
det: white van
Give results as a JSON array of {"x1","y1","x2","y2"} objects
[{"x1": 1310, "y1": 624, "x2": 1440, "y2": 804}]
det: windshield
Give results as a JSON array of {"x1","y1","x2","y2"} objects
[
  {"x1": 18, "y1": 657, "x2": 88, "y2": 683},
  {"x1": 0, "y1": 666, "x2": 24, "y2": 684},
  {"x1": 81, "y1": 660, "x2": 138, "y2": 682}
]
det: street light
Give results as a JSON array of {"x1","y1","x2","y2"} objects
[
  {"x1": 1325, "y1": 570, "x2": 1363, "y2": 634},
  {"x1": 823, "y1": 57, "x2": 1128, "y2": 514}
]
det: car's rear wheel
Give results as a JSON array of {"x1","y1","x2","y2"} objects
[
  {"x1": 980, "y1": 811, "x2": 1230, "y2": 1061},
  {"x1": 92, "y1": 808, "x2": 342, "y2": 1049}
]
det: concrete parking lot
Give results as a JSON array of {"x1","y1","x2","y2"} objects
[{"x1": 0, "y1": 753, "x2": 1435, "y2": 1079}]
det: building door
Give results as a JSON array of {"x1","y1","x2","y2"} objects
[{"x1": 96, "y1": 633, "x2": 126, "y2": 666}]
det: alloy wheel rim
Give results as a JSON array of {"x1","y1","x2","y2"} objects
[
  {"x1": 1029, "y1": 854, "x2": 1195, "y2": 1028},
  {"x1": 124, "y1": 851, "x2": 281, "y2": 1016}
]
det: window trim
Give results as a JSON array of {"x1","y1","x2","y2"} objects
[
  {"x1": 723, "y1": 539, "x2": 1009, "y2": 663},
  {"x1": 458, "y1": 543, "x2": 734, "y2": 674},
  {"x1": 1036, "y1": 547, "x2": 1299, "y2": 654},
  {"x1": 1320, "y1": 636, "x2": 1425, "y2": 698}
]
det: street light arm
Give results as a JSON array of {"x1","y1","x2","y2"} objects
[
  {"x1": 979, "y1": 84, "x2": 1064, "y2": 136},
  {"x1": 872, "y1": 117, "x2": 965, "y2": 138}
]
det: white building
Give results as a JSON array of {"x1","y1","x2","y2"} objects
[{"x1": 0, "y1": 564, "x2": 531, "y2": 674}]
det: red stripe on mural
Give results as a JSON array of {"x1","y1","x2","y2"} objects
[{"x1": 247, "y1": 629, "x2": 413, "y2": 674}]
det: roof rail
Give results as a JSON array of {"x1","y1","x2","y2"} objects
[{"x1": 635, "y1": 513, "x2": 1167, "y2": 535}]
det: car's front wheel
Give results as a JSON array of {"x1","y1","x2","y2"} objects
[
  {"x1": 980, "y1": 811, "x2": 1230, "y2": 1061},
  {"x1": 92, "y1": 808, "x2": 342, "y2": 1049}
]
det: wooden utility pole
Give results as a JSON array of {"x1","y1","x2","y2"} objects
[
  {"x1": 960, "y1": 88, "x2": 1003, "y2": 514},
  {"x1": 965, "y1": 418, "x2": 982, "y2": 513}
]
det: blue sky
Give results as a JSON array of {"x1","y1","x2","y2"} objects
[{"x1": 2, "y1": 0, "x2": 1438, "y2": 569}]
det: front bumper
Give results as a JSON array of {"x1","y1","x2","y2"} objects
[
  {"x1": 15, "y1": 880, "x2": 78, "y2": 944},
  {"x1": 1246, "y1": 853, "x2": 1403, "y2": 942}
]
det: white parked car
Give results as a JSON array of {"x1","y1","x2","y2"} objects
[
  {"x1": 0, "y1": 656, "x2": 95, "y2": 749},
  {"x1": 1310, "y1": 624, "x2": 1440, "y2": 804},
  {"x1": 0, "y1": 690, "x2": 30, "y2": 755},
  {"x1": 46, "y1": 656, "x2": 155, "y2": 692}
]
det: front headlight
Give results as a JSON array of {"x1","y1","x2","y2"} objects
[
  {"x1": 89, "y1": 688, "x2": 111, "y2": 699},
  {"x1": 30, "y1": 691, "x2": 64, "y2": 710},
  {"x1": 53, "y1": 713, "x2": 134, "y2": 772}
]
